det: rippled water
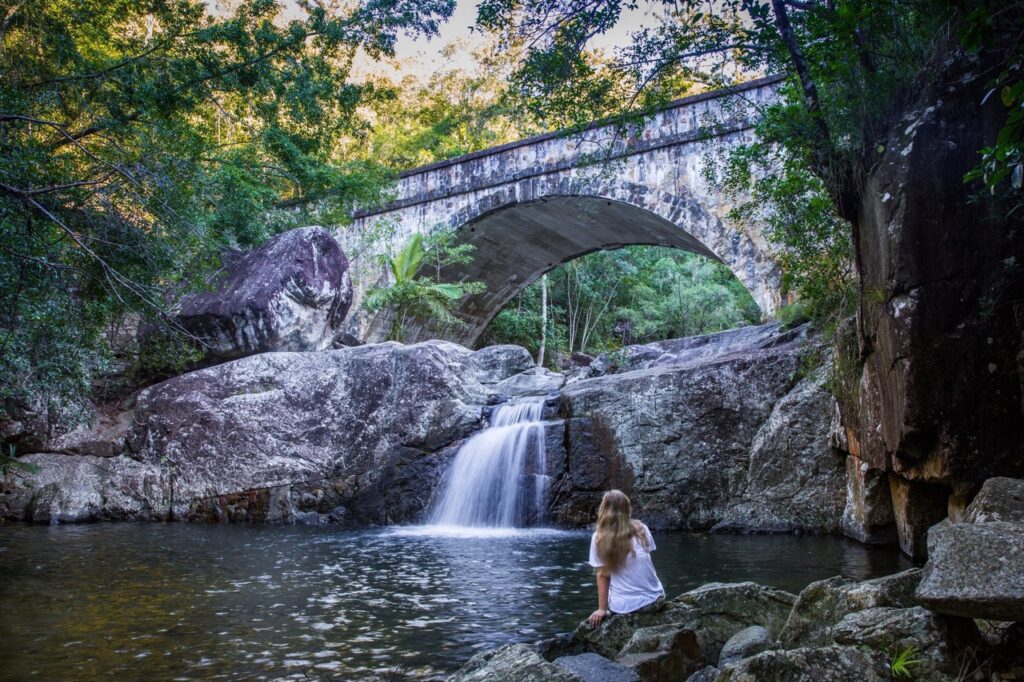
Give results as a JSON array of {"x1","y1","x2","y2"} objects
[{"x1": 0, "y1": 523, "x2": 911, "y2": 680}]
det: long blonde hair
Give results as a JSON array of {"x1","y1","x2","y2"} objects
[{"x1": 595, "y1": 490, "x2": 649, "y2": 573}]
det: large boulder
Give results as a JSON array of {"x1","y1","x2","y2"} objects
[
  {"x1": 0, "y1": 340, "x2": 553, "y2": 524},
  {"x1": 779, "y1": 569, "x2": 922, "y2": 647},
  {"x1": 961, "y1": 477, "x2": 1024, "y2": 524},
  {"x1": 173, "y1": 226, "x2": 352, "y2": 362},
  {"x1": 915, "y1": 477, "x2": 1024, "y2": 622},
  {"x1": 915, "y1": 521, "x2": 1024, "y2": 622},
  {"x1": 554, "y1": 323, "x2": 844, "y2": 532},
  {"x1": 616, "y1": 624, "x2": 703, "y2": 681},
  {"x1": 717, "y1": 625, "x2": 773, "y2": 667}
]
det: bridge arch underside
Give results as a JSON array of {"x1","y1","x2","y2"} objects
[{"x1": 392, "y1": 192, "x2": 781, "y2": 348}]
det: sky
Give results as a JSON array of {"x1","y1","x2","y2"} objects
[
  {"x1": 208, "y1": 0, "x2": 665, "y2": 81},
  {"x1": 354, "y1": 0, "x2": 664, "y2": 80}
]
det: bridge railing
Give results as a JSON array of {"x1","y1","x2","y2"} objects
[{"x1": 354, "y1": 75, "x2": 782, "y2": 218}]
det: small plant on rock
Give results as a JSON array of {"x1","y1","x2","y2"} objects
[{"x1": 890, "y1": 645, "x2": 924, "y2": 678}]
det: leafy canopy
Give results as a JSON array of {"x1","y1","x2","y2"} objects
[{"x1": 0, "y1": 0, "x2": 453, "y2": 429}]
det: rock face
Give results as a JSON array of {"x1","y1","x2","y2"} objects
[
  {"x1": 173, "y1": 226, "x2": 353, "y2": 362},
  {"x1": 831, "y1": 54, "x2": 1024, "y2": 558},
  {"x1": 0, "y1": 342, "x2": 548, "y2": 524},
  {"x1": 2, "y1": 321, "x2": 845, "y2": 535},
  {"x1": 915, "y1": 477, "x2": 1024, "y2": 622},
  {"x1": 551, "y1": 323, "x2": 845, "y2": 532}
]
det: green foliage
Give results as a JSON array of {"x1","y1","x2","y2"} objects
[
  {"x1": 710, "y1": 139, "x2": 856, "y2": 321},
  {"x1": 0, "y1": 0, "x2": 453, "y2": 430},
  {"x1": 482, "y1": 246, "x2": 762, "y2": 364},
  {"x1": 955, "y1": 2, "x2": 1024, "y2": 215},
  {"x1": 363, "y1": 232, "x2": 486, "y2": 341},
  {"x1": 777, "y1": 302, "x2": 810, "y2": 329},
  {"x1": 890, "y1": 645, "x2": 924, "y2": 678},
  {"x1": 354, "y1": 51, "x2": 539, "y2": 168},
  {"x1": 0, "y1": 445, "x2": 39, "y2": 477}
]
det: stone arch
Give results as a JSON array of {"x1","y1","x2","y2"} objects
[{"x1": 366, "y1": 176, "x2": 780, "y2": 346}]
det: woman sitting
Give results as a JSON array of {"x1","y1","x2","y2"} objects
[{"x1": 587, "y1": 489, "x2": 665, "y2": 627}]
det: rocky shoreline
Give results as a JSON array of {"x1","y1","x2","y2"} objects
[{"x1": 452, "y1": 479, "x2": 1024, "y2": 681}]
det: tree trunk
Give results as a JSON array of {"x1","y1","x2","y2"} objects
[{"x1": 537, "y1": 274, "x2": 547, "y2": 367}]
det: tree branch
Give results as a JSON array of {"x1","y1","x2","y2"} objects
[{"x1": 767, "y1": 0, "x2": 832, "y2": 147}]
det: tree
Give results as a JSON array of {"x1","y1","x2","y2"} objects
[
  {"x1": 363, "y1": 232, "x2": 485, "y2": 341},
  {"x1": 537, "y1": 273, "x2": 548, "y2": 366},
  {"x1": 0, "y1": 0, "x2": 454, "y2": 431}
]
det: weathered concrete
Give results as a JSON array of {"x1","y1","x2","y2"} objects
[{"x1": 341, "y1": 77, "x2": 783, "y2": 345}]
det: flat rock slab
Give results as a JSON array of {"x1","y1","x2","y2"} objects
[
  {"x1": 554, "y1": 653, "x2": 641, "y2": 682},
  {"x1": 915, "y1": 521, "x2": 1024, "y2": 621}
]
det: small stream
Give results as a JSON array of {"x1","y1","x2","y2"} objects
[{"x1": 0, "y1": 523, "x2": 910, "y2": 680}]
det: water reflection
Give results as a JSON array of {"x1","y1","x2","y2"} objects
[{"x1": 0, "y1": 524, "x2": 911, "y2": 680}]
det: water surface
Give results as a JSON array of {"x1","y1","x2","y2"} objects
[{"x1": 0, "y1": 523, "x2": 910, "y2": 680}]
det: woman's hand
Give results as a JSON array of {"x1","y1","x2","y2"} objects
[{"x1": 587, "y1": 609, "x2": 608, "y2": 628}]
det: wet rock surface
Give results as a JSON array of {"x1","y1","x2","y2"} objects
[
  {"x1": 0, "y1": 341, "x2": 553, "y2": 524},
  {"x1": 172, "y1": 226, "x2": 353, "y2": 363}
]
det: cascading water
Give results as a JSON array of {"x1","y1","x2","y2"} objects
[{"x1": 428, "y1": 398, "x2": 549, "y2": 528}]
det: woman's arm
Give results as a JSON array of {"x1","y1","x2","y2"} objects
[{"x1": 587, "y1": 567, "x2": 611, "y2": 627}]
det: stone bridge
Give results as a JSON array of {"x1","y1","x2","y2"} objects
[{"x1": 340, "y1": 75, "x2": 784, "y2": 345}]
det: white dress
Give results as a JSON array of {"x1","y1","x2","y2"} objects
[{"x1": 588, "y1": 524, "x2": 665, "y2": 613}]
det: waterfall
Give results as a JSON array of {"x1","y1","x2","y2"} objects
[{"x1": 428, "y1": 398, "x2": 549, "y2": 528}]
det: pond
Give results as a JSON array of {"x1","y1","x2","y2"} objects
[{"x1": 0, "y1": 523, "x2": 911, "y2": 680}]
